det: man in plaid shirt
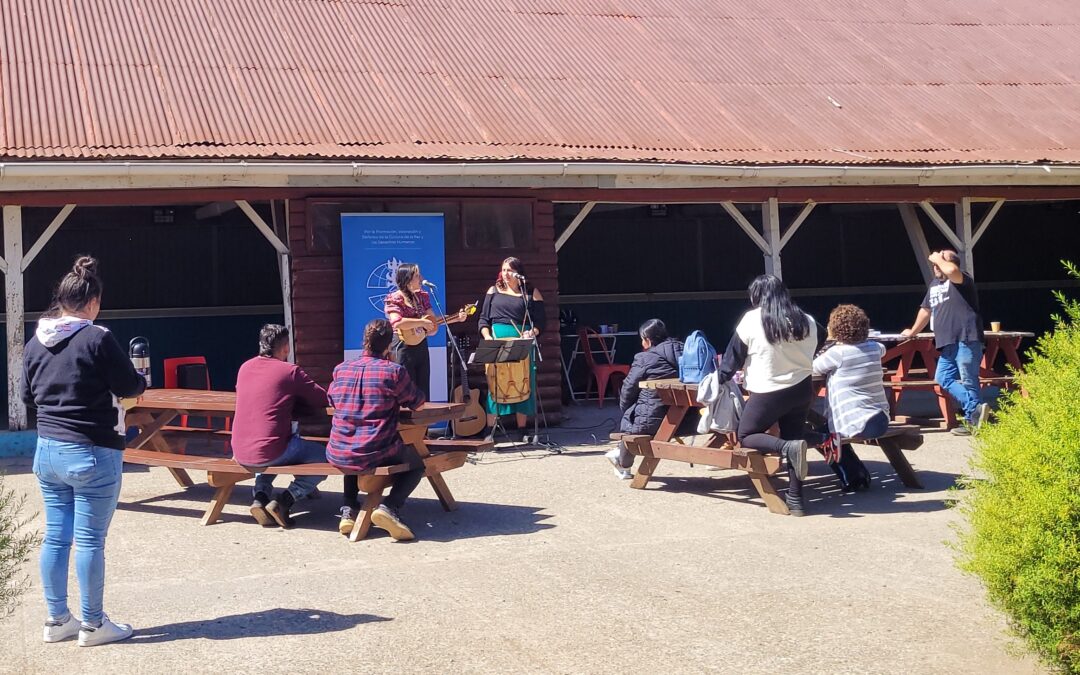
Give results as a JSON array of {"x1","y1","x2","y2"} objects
[{"x1": 328, "y1": 318, "x2": 426, "y2": 540}]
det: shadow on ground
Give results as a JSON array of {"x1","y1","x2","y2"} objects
[
  {"x1": 116, "y1": 485, "x2": 554, "y2": 541},
  {"x1": 640, "y1": 459, "x2": 959, "y2": 518},
  {"x1": 131, "y1": 608, "x2": 390, "y2": 643}
]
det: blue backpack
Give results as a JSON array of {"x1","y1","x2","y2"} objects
[{"x1": 679, "y1": 330, "x2": 717, "y2": 384}]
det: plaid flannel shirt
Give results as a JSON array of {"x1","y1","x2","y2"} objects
[{"x1": 326, "y1": 352, "x2": 425, "y2": 470}]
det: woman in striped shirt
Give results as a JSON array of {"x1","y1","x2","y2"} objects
[{"x1": 812, "y1": 304, "x2": 890, "y2": 443}]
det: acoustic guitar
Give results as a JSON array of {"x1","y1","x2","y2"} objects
[
  {"x1": 395, "y1": 303, "x2": 477, "y2": 346},
  {"x1": 451, "y1": 336, "x2": 486, "y2": 437}
]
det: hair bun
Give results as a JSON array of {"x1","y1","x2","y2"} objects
[{"x1": 72, "y1": 255, "x2": 98, "y2": 277}]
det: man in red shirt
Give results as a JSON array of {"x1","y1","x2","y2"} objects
[{"x1": 232, "y1": 324, "x2": 329, "y2": 529}]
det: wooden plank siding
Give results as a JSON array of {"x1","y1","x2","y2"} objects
[{"x1": 289, "y1": 197, "x2": 563, "y2": 430}]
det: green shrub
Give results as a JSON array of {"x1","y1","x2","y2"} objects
[
  {"x1": 959, "y1": 261, "x2": 1080, "y2": 673},
  {"x1": 0, "y1": 473, "x2": 40, "y2": 619}
]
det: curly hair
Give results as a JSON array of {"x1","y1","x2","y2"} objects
[{"x1": 828, "y1": 304, "x2": 871, "y2": 344}]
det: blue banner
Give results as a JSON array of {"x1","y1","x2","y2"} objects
[{"x1": 341, "y1": 213, "x2": 447, "y2": 400}]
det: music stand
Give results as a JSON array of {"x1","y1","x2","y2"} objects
[{"x1": 471, "y1": 339, "x2": 533, "y2": 446}]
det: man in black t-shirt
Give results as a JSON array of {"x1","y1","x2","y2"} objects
[{"x1": 901, "y1": 250, "x2": 990, "y2": 435}]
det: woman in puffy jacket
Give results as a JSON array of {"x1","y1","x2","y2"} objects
[{"x1": 604, "y1": 319, "x2": 683, "y2": 479}]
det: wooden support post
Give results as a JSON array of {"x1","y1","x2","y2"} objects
[
  {"x1": 554, "y1": 201, "x2": 596, "y2": 252},
  {"x1": 237, "y1": 200, "x2": 294, "y2": 362},
  {"x1": 3, "y1": 206, "x2": 26, "y2": 429},
  {"x1": 955, "y1": 198, "x2": 974, "y2": 276},
  {"x1": 762, "y1": 197, "x2": 782, "y2": 278},
  {"x1": 898, "y1": 203, "x2": 933, "y2": 285}
]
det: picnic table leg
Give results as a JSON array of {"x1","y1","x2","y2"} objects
[
  {"x1": 400, "y1": 424, "x2": 459, "y2": 512},
  {"x1": 127, "y1": 410, "x2": 194, "y2": 488},
  {"x1": 202, "y1": 471, "x2": 250, "y2": 525},
  {"x1": 630, "y1": 457, "x2": 660, "y2": 489},
  {"x1": 748, "y1": 473, "x2": 790, "y2": 515},
  {"x1": 878, "y1": 438, "x2": 923, "y2": 489},
  {"x1": 350, "y1": 478, "x2": 389, "y2": 542}
]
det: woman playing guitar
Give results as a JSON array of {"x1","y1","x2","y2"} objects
[{"x1": 384, "y1": 263, "x2": 464, "y2": 398}]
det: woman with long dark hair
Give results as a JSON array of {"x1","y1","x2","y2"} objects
[
  {"x1": 383, "y1": 263, "x2": 437, "y2": 398},
  {"x1": 24, "y1": 256, "x2": 146, "y2": 646},
  {"x1": 716, "y1": 275, "x2": 822, "y2": 516},
  {"x1": 478, "y1": 256, "x2": 545, "y2": 431},
  {"x1": 604, "y1": 319, "x2": 683, "y2": 479}
]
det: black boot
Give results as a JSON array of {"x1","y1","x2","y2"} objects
[{"x1": 266, "y1": 490, "x2": 296, "y2": 529}]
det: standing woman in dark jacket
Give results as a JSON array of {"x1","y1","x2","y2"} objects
[
  {"x1": 604, "y1": 319, "x2": 683, "y2": 479},
  {"x1": 23, "y1": 257, "x2": 146, "y2": 647}
]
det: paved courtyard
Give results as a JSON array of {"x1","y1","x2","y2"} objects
[{"x1": 0, "y1": 406, "x2": 1042, "y2": 674}]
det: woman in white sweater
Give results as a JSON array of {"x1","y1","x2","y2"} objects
[{"x1": 716, "y1": 275, "x2": 823, "y2": 516}]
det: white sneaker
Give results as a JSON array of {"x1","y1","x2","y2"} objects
[
  {"x1": 974, "y1": 403, "x2": 992, "y2": 429},
  {"x1": 605, "y1": 449, "x2": 633, "y2": 479},
  {"x1": 43, "y1": 614, "x2": 80, "y2": 643},
  {"x1": 78, "y1": 615, "x2": 133, "y2": 647}
]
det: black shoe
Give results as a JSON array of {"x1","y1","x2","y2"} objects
[
  {"x1": 266, "y1": 490, "x2": 296, "y2": 529},
  {"x1": 250, "y1": 491, "x2": 273, "y2": 527}
]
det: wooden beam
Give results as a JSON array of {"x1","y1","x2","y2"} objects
[
  {"x1": 22, "y1": 204, "x2": 76, "y2": 272},
  {"x1": 4, "y1": 206, "x2": 26, "y2": 429},
  {"x1": 918, "y1": 200, "x2": 963, "y2": 250},
  {"x1": 898, "y1": 204, "x2": 933, "y2": 285},
  {"x1": 778, "y1": 200, "x2": 816, "y2": 250},
  {"x1": 763, "y1": 197, "x2": 782, "y2": 278},
  {"x1": 554, "y1": 201, "x2": 596, "y2": 252},
  {"x1": 720, "y1": 201, "x2": 771, "y2": 255},
  {"x1": 955, "y1": 198, "x2": 974, "y2": 276},
  {"x1": 235, "y1": 200, "x2": 289, "y2": 254},
  {"x1": 971, "y1": 199, "x2": 1004, "y2": 247}
]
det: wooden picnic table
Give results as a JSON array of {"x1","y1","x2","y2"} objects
[
  {"x1": 124, "y1": 389, "x2": 470, "y2": 523},
  {"x1": 873, "y1": 331, "x2": 1033, "y2": 427},
  {"x1": 622, "y1": 378, "x2": 923, "y2": 514}
]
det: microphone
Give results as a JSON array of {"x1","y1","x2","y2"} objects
[
  {"x1": 421, "y1": 280, "x2": 438, "y2": 289},
  {"x1": 509, "y1": 272, "x2": 526, "y2": 281}
]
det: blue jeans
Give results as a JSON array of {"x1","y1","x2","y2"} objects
[
  {"x1": 33, "y1": 438, "x2": 123, "y2": 624},
  {"x1": 936, "y1": 340, "x2": 984, "y2": 422},
  {"x1": 251, "y1": 435, "x2": 327, "y2": 500}
]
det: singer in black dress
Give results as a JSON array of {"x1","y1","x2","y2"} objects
[
  {"x1": 478, "y1": 256, "x2": 545, "y2": 429},
  {"x1": 383, "y1": 263, "x2": 436, "y2": 398}
]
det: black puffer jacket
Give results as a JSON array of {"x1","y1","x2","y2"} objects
[{"x1": 619, "y1": 338, "x2": 684, "y2": 435}]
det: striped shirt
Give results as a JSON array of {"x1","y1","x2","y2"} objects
[
  {"x1": 812, "y1": 341, "x2": 889, "y2": 438},
  {"x1": 326, "y1": 352, "x2": 425, "y2": 470}
]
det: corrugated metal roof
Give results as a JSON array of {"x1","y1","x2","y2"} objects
[{"x1": 2, "y1": 0, "x2": 1079, "y2": 164}]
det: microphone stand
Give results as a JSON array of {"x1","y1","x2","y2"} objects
[
  {"x1": 426, "y1": 284, "x2": 471, "y2": 439},
  {"x1": 516, "y1": 277, "x2": 559, "y2": 454}
]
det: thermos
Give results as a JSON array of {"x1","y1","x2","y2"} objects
[{"x1": 129, "y1": 337, "x2": 151, "y2": 387}]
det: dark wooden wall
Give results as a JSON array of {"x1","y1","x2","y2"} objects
[{"x1": 289, "y1": 197, "x2": 563, "y2": 426}]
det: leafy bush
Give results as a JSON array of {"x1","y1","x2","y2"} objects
[
  {"x1": 959, "y1": 261, "x2": 1080, "y2": 672},
  {"x1": 0, "y1": 473, "x2": 40, "y2": 619}
]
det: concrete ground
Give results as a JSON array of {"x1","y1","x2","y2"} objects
[{"x1": 0, "y1": 402, "x2": 1041, "y2": 675}]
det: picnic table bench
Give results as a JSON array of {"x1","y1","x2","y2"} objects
[
  {"x1": 617, "y1": 379, "x2": 923, "y2": 515},
  {"x1": 123, "y1": 390, "x2": 490, "y2": 539}
]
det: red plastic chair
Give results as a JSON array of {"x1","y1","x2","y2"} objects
[
  {"x1": 577, "y1": 328, "x2": 630, "y2": 407},
  {"x1": 162, "y1": 356, "x2": 231, "y2": 431}
]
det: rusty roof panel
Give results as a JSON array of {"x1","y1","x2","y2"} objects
[{"x1": 1, "y1": 0, "x2": 1080, "y2": 164}]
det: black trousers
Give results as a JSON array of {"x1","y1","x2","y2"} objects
[
  {"x1": 737, "y1": 377, "x2": 814, "y2": 501},
  {"x1": 342, "y1": 445, "x2": 426, "y2": 512},
  {"x1": 391, "y1": 338, "x2": 431, "y2": 399}
]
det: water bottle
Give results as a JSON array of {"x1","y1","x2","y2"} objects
[{"x1": 129, "y1": 337, "x2": 151, "y2": 388}]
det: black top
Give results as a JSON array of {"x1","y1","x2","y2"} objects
[
  {"x1": 478, "y1": 288, "x2": 546, "y2": 333},
  {"x1": 921, "y1": 273, "x2": 983, "y2": 348},
  {"x1": 23, "y1": 325, "x2": 147, "y2": 450},
  {"x1": 618, "y1": 339, "x2": 684, "y2": 435}
]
